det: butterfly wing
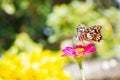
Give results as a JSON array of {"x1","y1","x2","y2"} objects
[
  {"x1": 92, "y1": 33, "x2": 102, "y2": 42},
  {"x1": 90, "y1": 25, "x2": 102, "y2": 33},
  {"x1": 72, "y1": 24, "x2": 87, "y2": 45},
  {"x1": 76, "y1": 24, "x2": 86, "y2": 35},
  {"x1": 78, "y1": 25, "x2": 102, "y2": 42}
]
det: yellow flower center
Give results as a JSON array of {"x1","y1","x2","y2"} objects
[{"x1": 75, "y1": 48, "x2": 84, "y2": 53}]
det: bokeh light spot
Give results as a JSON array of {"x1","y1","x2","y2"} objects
[{"x1": 43, "y1": 28, "x2": 52, "y2": 36}]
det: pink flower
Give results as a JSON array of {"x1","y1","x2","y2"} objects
[{"x1": 62, "y1": 44, "x2": 96, "y2": 57}]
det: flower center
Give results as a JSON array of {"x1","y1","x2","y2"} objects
[{"x1": 75, "y1": 48, "x2": 84, "y2": 53}]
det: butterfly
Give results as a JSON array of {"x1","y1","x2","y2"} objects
[{"x1": 75, "y1": 24, "x2": 102, "y2": 42}]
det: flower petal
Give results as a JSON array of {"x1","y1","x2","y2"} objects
[
  {"x1": 72, "y1": 50, "x2": 78, "y2": 56},
  {"x1": 84, "y1": 44, "x2": 96, "y2": 53},
  {"x1": 86, "y1": 44, "x2": 94, "y2": 49},
  {"x1": 66, "y1": 47, "x2": 74, "y2": 52},
  {"x1": 61, "y1": 46, "x2": 74, "y2": 56},
  {"x1": 74, "y1": 45, "x2": 83, "y2": 49},
  {"x1": 86, "y1": 47, "x2": 96, "y2": 54}
]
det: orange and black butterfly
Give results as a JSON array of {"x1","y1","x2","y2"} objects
[{"x1": 75, "y1": 24, "x2": 102, "y2": 42}]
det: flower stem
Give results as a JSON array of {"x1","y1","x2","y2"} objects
[{"x1": 78, "y1": 62, "x2": 85, "y2": 80}]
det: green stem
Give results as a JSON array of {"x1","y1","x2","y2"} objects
[{"x1": 78, "y1": 62, "x2": 85, "y2": 80}]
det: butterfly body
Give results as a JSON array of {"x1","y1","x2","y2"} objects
[{"x1": 76, "y1": 24, "x2": 102, "y2": 42}]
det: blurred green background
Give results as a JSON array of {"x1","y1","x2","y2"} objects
[{"x1": 0, "y1": 0, "x2": 120, "y2": 80}]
